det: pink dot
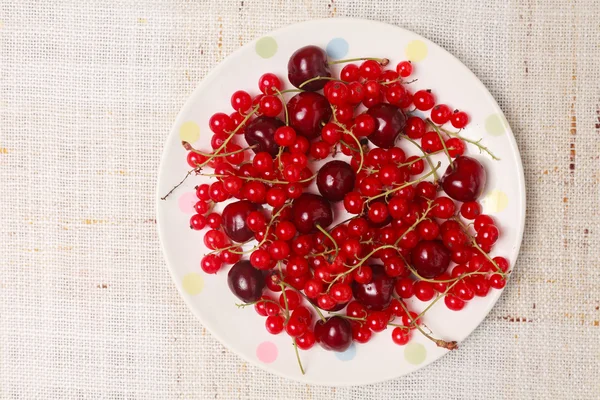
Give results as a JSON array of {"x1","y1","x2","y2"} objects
[
  {"x1": 256, "y1": 341, "x2": 278, "y2": 364},
  {"x1": 178, "y1": 192, "x2": 197, "y2": 214}
]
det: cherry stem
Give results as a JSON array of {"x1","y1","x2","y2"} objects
[
  {"x1": 278, "y1": 88, "x2": 305, "y2": 94},
  {"x1": 160, "y1": 167, "x2": 197, "y2": 200},
  {"x1": 274, "y1": 88, "x2": 290, "y2": 126},
  {"x1": 316, "y1": 224, "x2": 339, "y2": 260},
  {"x1": 425, "y1": 119, "x2": 500, "y2": 161},
  {"x1": 293, "y1": 339, "x2": 306, "y2": 375},
  {"x1": 298, "y1": 76, "x2": 342, "y2": 88},
  {"x1": 329, "y1": 57, "x2": 389, "y2": 66},
  {"x1": 399, "y1": 134, "x2": 441, "y2": 182}
]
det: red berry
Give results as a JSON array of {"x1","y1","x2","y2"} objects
[
  {"x1": 330, "y1": 283, "x2": 353, "y2": 304},
  {"x1": 430, "y1": 104, "x2": 452, "y2": 124},
  {"x1": 340, "y1": 64, "x2": 360, "y2": 82},
  {"x1": 367, "y1": 311, "x2": 388, "y2": 332},
  {"x1": 404, "y1": 116, "x2": 426, "y2": 139},
  {"x1": 414, "y1": 281, "x2": 435, "y2": 301},
  {"x1": 444, "y1": 294, "x2": 466, "y2": 311},
  {"x1": 421, "y1": 131, "x2": 443, "y2": 153},
  {"x1": 450, "y1": 111, "x2": 469, "y2": 129},
  {"x1": 200, "y1": 254, "x2": 222, "y2": 274},
  {"x1": 446, "y1": 137, "x2": 466, "y2": 158},
  {"x1": 461, "y1": 201, "x2": 482, "y2": 219},
  {"x1": 190, "y1": 214, "x2": 207, "y2": 230},
  {"x1": 296, "y1": 331, "x2": 316, "y2": 350},
  {"x1": 413, "y1": 90, "x2": 435, "y2": 111},
  {"x1": 265, "y1": 315, "x2": 284, "y2": 334},
  {"x1": 391, "y1": 327, "x2": 411, "y2": 345},
  {"x1": 396, "y1": 61, "x2": 413, "y2": 77},
  {"x1": 474, "y1": 214, "x2": 494, "y2": 232},
  {"x1": 431, "y1": 196, "x2": 456, "y2": 219},
  {"x1": 250, "y1": 249, "x2": 271, "y2": 270},
  {"x1": 258, "y1": 73, "x2": 282, "y2": 95},
  {"x1": 489, "y1": 274, "x2": 506, "y2": 289},
  {"x1": 230, "y1": 90, "x2": 252, "y2": 113},
  {"x1": 360, "y1": 60, "x2": 383, "y2": 80},
  {"x1": 395, "y1": 277, "x2": 414, "y2": 298}
]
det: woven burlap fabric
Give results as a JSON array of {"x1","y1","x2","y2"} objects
[{"x1": 1, "y1": 0, "x2": 599, "y2": 398}]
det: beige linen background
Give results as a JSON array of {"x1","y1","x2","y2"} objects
[{"x1": 1, "y1": 0, "x2": 599, "y2": 399}]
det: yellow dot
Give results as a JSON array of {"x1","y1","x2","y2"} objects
[
  {"x1": 485, "y1": 114, "x2": 506, "y2": 136},
  {"x1": 179, "y1": 121, "x2": 200, "y2": 143},
  {"x1": 182, "y1": 273, "x2": 204, "y2": 295},
  {"x1": 482, "y1": 189, "x2": 509, "y2": 213},
  {"x1": 405, "y1": 40, "x2": 428, "y2": 62},
  {"x1": 404, "y1": 343, "x2": 427, "y2": 365}
]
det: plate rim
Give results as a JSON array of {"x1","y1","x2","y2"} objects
[{"x1": 156, "y1": 17, "x2": 526, "y2": 386}]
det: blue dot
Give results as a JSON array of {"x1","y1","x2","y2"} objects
[
  {"x1": 326, "y1": 38, "x2": 349, "y2": 60},
  {"x1": 335, "y1": 343, "x2": 356, "y2": 361}
]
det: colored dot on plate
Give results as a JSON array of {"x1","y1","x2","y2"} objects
[
  {"x1": 179, "y1": 121, "x2": 200, "y2": 143},
  {"x1": 485, "y1": 114, "x2": 507, "y2": 136},
  {"x1": 178, "y1": 192, "x2": 197, "y2": 214},
  {"x1": 182, "y1": 273, "x2": 204, "y2": 295},
  {"x1": 405, "y1": 40, "x2": 428, "y2": 62},
  {"x1": 256, "y1": 341, "x2": 278, "y2": 363},
  {"x1": 334, "y1": 343, "x2": 356, "y2": 361},
  {"x1": 404, "y1": 342, "x2": 427, "y2": 365},
  {"x1": 326, "y1": 38, "x2": 349, "y2": 59},
  {"x1": 255, "y1": 37, "x2": 278, "y2": 59},
  {"x1": 482, "y1": 189, "x2": 509, "y2": 213}
]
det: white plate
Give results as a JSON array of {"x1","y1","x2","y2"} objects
[{"x1": 156, "y1": 18, "x2": 525, "y2": 386}]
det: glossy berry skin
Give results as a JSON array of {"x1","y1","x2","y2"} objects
[
  {"x1": 317, "y1": 160, "x2": 356, "y2": 202},
  {"x1": 244, "y1": 116, "x2": 284, "y2": 157},
  {"x1": 221, "y1": 200, "x2": 259, "y2": 243},
  {"x1": 287, "y1": 92, "x2": 333, "y2": 139},
  {"x1": 366, "y1": 103, "x2": 406, "y2": 149},
  {"x1": 287, "y1": 45, "x2": 331, "y2": 91},
  {"x1": 291, "y1": 193, "x2": 333, "y2": 234},
  {"x1": 411, "y1": 240, "x2": 451, "y2": 279},
  {"x1": 441, "y1": 156, "x2": 487, "y2": 202},
  {"x1": 314, "y1": 316, "x2": 353, "y2": 352},
  {"x1": 227, "y1": 260, "x2": 265, "y2": 303},
  {"x1": 352, "y1": 265, "x2": 395, "y2": 311}
]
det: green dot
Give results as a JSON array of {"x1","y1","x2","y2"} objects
[
  {"x1": 404, "y1": 342, "x2": 427, "y2": 365},
  {"x1": 255, "y1": 37, "x2": 278, "y2": 59},
  {"x1": 485, "y1": 114, "x2": 506, "y2": 136}
]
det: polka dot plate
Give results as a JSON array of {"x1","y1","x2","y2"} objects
[{"x1": 156, "y1": 18, "x2": 525, "y2": 385}]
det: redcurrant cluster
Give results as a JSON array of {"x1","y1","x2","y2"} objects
[{"x1": 167, "y1": 44, "x2": 508, "y2": 373}]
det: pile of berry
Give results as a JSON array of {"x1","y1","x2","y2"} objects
[{"x1": 167, "y1": 45, "x2": 509, "y2": 373}]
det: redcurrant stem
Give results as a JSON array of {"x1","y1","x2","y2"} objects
[
  {"x1": 452, "y1": 217, "x2": 508, "y2": 276},
  {"x1": 331, "y1": 108, "x2": 365, "y2": 173},
  {"x1": 298, "y1": 76, "x2": 342, "y2": 88},
  {"x1": 425, "y1": 119, "x2": 500, "y2": 161},
  {"x1": 195, "y1": 105, "x2": 260, "y2": 169},
  {"x1": 280, "y1": 281, "x2": 327, "y2": 322},
  {"x1": 399, "y1": 134, "x2": 440, "y2": 182},
  {"x1": 186, "y1": 144, "x2": 257, "y2": 158},
  {"x1": 202, "y1": 173, "x2": 316, "y2": 186},
  {"x1": 207, "y1": 240, "x2": 249, "y2": 256},
  {"x1": 398, "y1": 301, "x2": 458, "y2": 350},
  {"x1": 233, "y1": 202, "x2": 292, "y2": 255},
  {"x1": 394, "y1": 200, "x2": 434, "y2": 246},
  {"x1": 273, "y1": 88, "x2": 290, "y2": 126},
  {"x1": 366, "y1": 162, "x2": 441, "y2": 204},
  {"x1": 315, "y1": 224, "x2": 339, "y2": 260},
  {"x1": 235, "y1": 298, "x2": 280, "y2": 309},
  {"x1": 278, "y1": 282, "x2": 291, "y2": 321},
  {"x1": 396, "y1": 149, "x2": 446, "y2": 167},
  {"x1": 327, "y1": 244, "x2": 398, "y2": 291},
  {"x1": 329, "y1": 57, "x2": 389, "y2": 66},
  {"x1": 293, "y1": 339, "x2": 306, "y2": 375},
  {"x1": 380, "y1": 77, "x2": 418, "y2": 86},
  {"x1": 428, "y1": 123, "x2": 455, "y2": 168},
  {"x1": 160, "y1": 167, "x2": 198, "y2": 200}
]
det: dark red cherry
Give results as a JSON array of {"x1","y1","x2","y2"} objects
[
  {"x1": 227, "y1": 260, "x2": 265, "y2": 303},
  {"x1": 244, "y1": 116, "x2": 284, "y2": 157},
  {"x1": 314, "y1": 316, "x2": 353, "y2": 352},
  {"x1": 288, "y1": 45, "x2": 332, "y2": 91},
  {"x1": 317, "y1": 160, "x2": 356, "y2": 202},
  {"x1": 411, "y1": 240, "x2": 450, "y2": 278},
  {"x1": 352, "y1": 265, "x2": 395, "y2": 311},
  {"x1": 366, "y1": 103, "x2": 406, "y2": 149},
  {"x1": 221, "y1": 200, "x2": 260, "y2": 242},
  {"x1": 291, "y1": 193, "x2": 333, "y2": 234},
  {"x1": 441, "y1": 156, "x2": 487, "y2": 202},
  {"x1": 287, "y1": 92, "x2": 332, "y2": 139}
]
